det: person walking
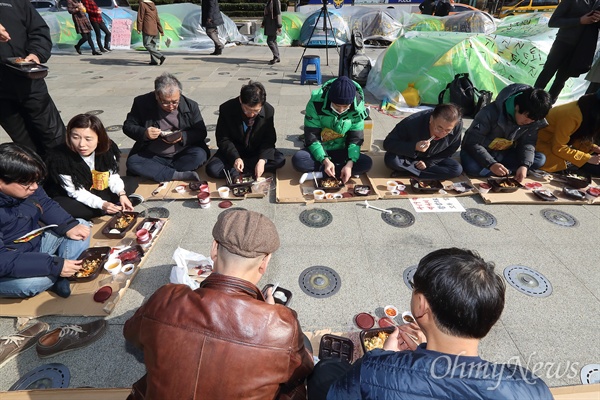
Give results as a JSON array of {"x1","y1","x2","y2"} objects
[
  {"x1": 81, "y1": 0, "x2": 111, "y2": 52},
  {"x1": 67, "y1": 0, "x2": 101, "y2": 56},
  {"x1": 263, "y1": 0, "x2": 282, "y2": 65},
  {"x1": 137, "y1": 0, "x2": 165, "y2": 66},
  {"x1": 202, "y1": 0, "x2": 224, "y2": 55}
]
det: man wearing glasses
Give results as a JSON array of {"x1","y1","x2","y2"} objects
[
  {"x1": 0, "y1": 143, "x2": 91, "y2": 299},
  {"x1": 205, "y1": 81, "x2": 285, "y2": 180},
  {"x1": 123, "y1": 73, "x2": 210, "y2": 182},
  {"x1": 383, "y1": 103, "x2": 464, "y2": 181}
]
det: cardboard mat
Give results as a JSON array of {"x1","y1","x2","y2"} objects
[
  {"x1": 0, "y1": 216, "x2": 167, "y2": 318},
  {"x1": 367, "y1": 154, "x2": 477, "y2": 199},
  {"x1": 276, "y1": 157, "x2": 379, "y2": 204}
]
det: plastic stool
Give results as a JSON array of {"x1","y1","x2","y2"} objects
[{"x1": 301, "y1": 55, "x2": 322, "y2": 85}]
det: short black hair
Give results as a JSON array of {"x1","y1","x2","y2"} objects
[
  {"x1": 432, "y1": 103, "x2": 461, "y2": 122},
  {"x1": 514, "y1": 88, "x2": 552, "y2": 121},
  {"x1": 413, "y1": 248, "x2": 505, "y2": 339},
  {"x1": 240, "y1": 81, "x2": 266, "y2": 106},
  {"x1": 0, "y1": 143, "x2": 47, "y2": 185}
]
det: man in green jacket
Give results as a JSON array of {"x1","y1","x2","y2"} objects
[{"x1": 292, "y1": 77, "x2": 373, "y2": 184}]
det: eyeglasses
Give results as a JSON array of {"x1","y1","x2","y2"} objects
[
  {"x1": 159, "y1": 99, "x2": 180, "y2": 107},
  {"x1": 17, "y1": 181, "x2": 42, "y2": 190}
]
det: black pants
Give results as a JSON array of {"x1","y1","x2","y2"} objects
[
  {"x1": 76, "y1": 32, "x2": 96, "y2": 53},
  {"x1": 534, "y1": 40, "x2": 574, "y2": 101},
  {"x1": 205, "y1": 149, "x2": 286, "y2": 179},
  {"x1": 91, "y1": 20, "x2": 111, "y2": 50},
  {"x1": 307, "y1": 359, "x2": 353, "y2": 400},
  {"x1": 0, "y1": 74, "x2": 65, "y2": 158},
  {"x1": 52, "y1": 176, "x2": 139, "y2": 220}
]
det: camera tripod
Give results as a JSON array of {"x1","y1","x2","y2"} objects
[{"x1": 295, "y1": 0, "x2": 340, "y2": 73}]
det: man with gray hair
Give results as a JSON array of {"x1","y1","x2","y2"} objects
[{"x1": 123, "y1": 72, "x2": 209, "y2": 182}]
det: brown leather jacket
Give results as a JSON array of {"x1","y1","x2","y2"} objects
[{"x1": 123, "y1": 274, "x2": 314, "y2": 400}]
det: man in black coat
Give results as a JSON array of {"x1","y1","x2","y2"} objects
[
  {"x1": 123, "y1": 73, "x2": 210, "y2": 182},
  {"x1": 206, "y1": 81, "x2": 285, "y2": 180},
  {"x1": 0, "y1": 0, "x2": 66, "y2": 158},
  {"x1": 201, "y1": 0, "x2": 224, "y2": 55},
  {"x1": 383, "y1": 104, "x2": 463, "y2": 181}
]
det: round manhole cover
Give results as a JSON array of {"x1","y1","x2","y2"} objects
[
  {"x1": 381, "y1": 208, "x2": 414, "y2": 228},
  {"x1": 85, "y1": 110, "x2": 103, "y2": 115},
  {"x1": 266, "y1": 72, "x2": 278, "y2": 75},
  {"x1": 82, "y1": 70, "x2": 94, "y2": 74},
  {"x1": 140, "y1": 207, "x2": 170, "y2": 219},
  {"x1": 461, "y1": 208, "x2": 497, "y2": 228},
  {"x1": 218, "y1": 72, "x2": 230, "y2": 75},
  {"x1": 206, "y1": 124, "x2": 216, "y2": 131},
  {"x1": 189, "y1": 77, "x2": 201, "y2": 80},
  {"x1": 91, "y1": 76, "x2": 104, "y2": 79},
  {"x1": 140, "y1": 76, "x2": 152, "y2": 80},
  {"x1": 580, "y1": 364, "x2": 600, "y2": 384},
  {"x1": 403, "y1": 265, "x2": 417, "y2": 290},
  {"x1": 238, "y1": 77, "x2": 251, "y2": 80},
  {"x1": 298, "y1": 266, "x2": 341, "y2": 298},
  {"x1": 540, "y1": 209, "x2": 578, "y2": 227},
  {"x1": 503, "y1": 265, "x2": 552, "y2": 297},
  {"x1": 299, "y1": 209, "x2": 332, "y2": 228},
  {"x1": 9, "y1": 363, "x2": 70, "y2": 391},
  {"x1": 105, "y1": 125, "x2": 122, "y2": 132}
]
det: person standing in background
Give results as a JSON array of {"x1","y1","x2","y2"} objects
[
  {"x1": 202, "y1": 0, "x2": 224, "y2": 55},
  {"x1": 137, "y1": 0, "x2": 165, "y2": 66},
  {"x1": 67, "y1": 0, "x2": 101, "y2": 56},
  {"x1": 81, "y1": 0, "x2": 111, "y2": 52},
  {"x1": 0, "y1": 0, "x2": 66, "y2": 158},
  {"x1": 263, "y1": 0, "x2": 282, "y2": 65}
]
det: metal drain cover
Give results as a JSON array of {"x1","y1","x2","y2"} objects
[
  {"x1": 503, "y1": 265, "x2": 553, "y2": 297},
  {"x1": 84, "y1": 109, "x2": 103, "y2": 115},
  {"x1": 238, "y1": 77, "x2": 251, "y2": 80},
  {"x1": 9, "y1": 363, "x2": 70, "y2": 391},
  {"x1": 218, "y1": 72, "x2": 230, "y2": 75},
  {"x1": 266, "y1": 72, "x2": 278, "y2": 75},
  {"x1": 91, "y1": 75, "x2": 104, "y2": 80},
  {"x1": 206, "y1": 124, "x2": 216, "y2": 131},
  {"x1": 140, "y1": 207, "x2": 170, "y2": 219},
  {"x1": 403, "y1": 265, "x2": 417, "y2": 290},
  {"x1": 540, "y1": 209, "x2": 578, "y2": 227},
  {"x1": 381, "y1": 208, "x2": 414, "y2": 228},
  {"x1": 461, "y1": 208, "x2": 497, "y2": 228},
  {"x1": 580, "y1": 364, "x2": 600, "y2": 384},
  {"x1": 189, "y1": 77, "x2": 201, "y2": 80},
  {"x1": 298, "y1": 266, "x2": 341, "y2": 298},
  {"x1": 105, "y1": 125, "x2": 122, "y2": 132},
  {"x1": 300, "y1": 209, "x2": 332, "y2": 228}
]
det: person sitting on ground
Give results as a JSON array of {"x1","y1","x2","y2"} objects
[
  {"x1": 536, "y1": 89, "x2": 600, "y2": 176},
  {"x1": 124, "y1": 210, "x2": 314, "y2": 399},
  {"x1": 460, "y1": 84, "x2": 552, "y2": 182},
  {"x1": 45, "y1": 114, "x2": 139, "y2": 220},
  {"x1": 292, "y1": 76, "x2": 373, "y2": 184},
  {"x1": 0, "y1": 143, "x2": 91, "y2": 299},
  {"x1": 205, "y1": 81, "x2": 285, "y2": 180},
  {"x1": 383, "y1": 103, "x2": 463, "y2": 181},
  {"x1": 123, "y1": 72, "x2": 210, "y2": 183},
  {"x1": 308, "y1": 248, "x2": 553, "y2": 400}
]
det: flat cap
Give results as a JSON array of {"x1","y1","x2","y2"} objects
[{"x1": 212, "y1": 210, "x2": 280, "y2": 258}]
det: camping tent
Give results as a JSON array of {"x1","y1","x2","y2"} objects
[
  {"x1": 347, "y1": 9, "x2": 403, "y2": 45},
  {"x1": 299, "y1": 9, "x2": 349, "y2": 47},
  {"x1": 253, "y1": 12, "x2": 307, "y2": 47}
]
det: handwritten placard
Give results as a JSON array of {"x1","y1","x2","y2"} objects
[
  {"x1": 111, "y1": 19, "x2": 132, "y2": 49},
  {"x1": 409, "y1": 197, "x2": 465, "y2": 213}
]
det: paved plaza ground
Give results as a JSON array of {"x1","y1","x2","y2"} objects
[{"x1": 0, "y1": 44, "x2": 599, "y2": 392}]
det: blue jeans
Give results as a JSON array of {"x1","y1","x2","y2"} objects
[
  {"x1": 127, "y1": 147, "x2": 209, "y2": 182},
  {"x1": 460, "y1": 149, "x2": 546, "y2": 177},
  {"x1": 0, "y1": 219, "x2": 91, "y2": 298}
]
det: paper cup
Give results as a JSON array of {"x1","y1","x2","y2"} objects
[
  {"x1": 218, "y1": 186, "x2": 230, "y2": 198},
  {"x1": 390, "y1": 189, "x2": 400, "y2": 196},
  {"x1": 313, "y1": 190, "x2": 325, "y2": 200},
  {"x1": 136, "y1": 229, "x2": 151, "y2": 244},
  {"x1": 200, "y1": 183, "x2": 210, "y2": 193},
  {"x1": 175, "y1": 185, "x2": 186, "y2": 194},
  {"x1": 333, "y1": 193, "x2": 343, "y2": 199},
  {"x1": 386, "y1": 180, "x2": 398, "y2": 191},
  {"x1": 396, "y1": 184, "x2": 406, "y2": 191},
  {"x1": 197, "y1": 192, "x2": 210, "y2": 205},
  {"x1": 104, "y1": 259, "x2": 122, "y2": 275},
  {"x1": 122, "y1": 264, "x2": 135, "y2": 275}
]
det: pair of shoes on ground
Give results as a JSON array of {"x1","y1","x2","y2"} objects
[
  {"x1": 209, "y1": 47, "x2": 223, "y2": 56},
  {"x1": 268, "y1": 57, "x2": 280, "y2": 65},
  {"x1": 0, "y1": 320, "x2": 108, "y2": 367}
]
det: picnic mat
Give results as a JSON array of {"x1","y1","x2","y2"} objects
[
  {"x1": 367, "y1": 154, "x2": 477, "y2": 199},
  {"x1": 470, "y1": 175, "x2": 600, "y2": 205},
  {"x1": 276, "y1": 157, "x2": 379, "y2": 204},
  {"x1": 0, "y1": 216, "x2": 167, "y2": 318}
]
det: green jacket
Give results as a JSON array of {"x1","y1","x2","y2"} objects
[{"x1": 303, "y1": 78, "x2": 368, "y2": 163}]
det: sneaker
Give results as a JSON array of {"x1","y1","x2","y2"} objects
[
  {"x1": 36, "y1": 320, "x2": 107, "y2": 358},
  {"x1": 0, "y1": 322, "x2": 49, "y2": 368}
]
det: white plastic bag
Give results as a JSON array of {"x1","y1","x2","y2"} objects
[{"x1": 170, "y1": 247, "x2": 214, "y2": 290}]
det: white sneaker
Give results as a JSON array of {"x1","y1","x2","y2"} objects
[{"x1": 299, "y1": 171, "x2": 323, "y2": 183}]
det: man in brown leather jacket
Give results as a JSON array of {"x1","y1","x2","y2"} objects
[{"x1": 123, "y1": 210, "x2": 314, "y2": 399}]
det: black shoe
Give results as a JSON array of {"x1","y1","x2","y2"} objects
[
  {"x1": 49, "y1": 277, "x2": 71, "y2": 298},
  {"x1": 268, "y1": 57, "x2": 280, "y2": 65},
  {"x1": 100, "y1": 48, "x2": 108, "y2": 53},
  {"x1": 210, "y1": 47, "x2": 223, "y2": 56},
  {"x1": 74, "y1": 45, "x2": 82, "y2": 55},
  {"x1": 92, "y1": 51, "x2": 102, "y2": 55},
  {"x1": 104, "y1": 46, "x2": 111, "y2": 51},
  {"x1": 159, "y1": 56, "x2": 166, "y2": 65},
  {"x1": 149, "y1": 61, "x2": 158, "y2": 65}
]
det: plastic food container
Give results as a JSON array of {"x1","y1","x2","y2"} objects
[{"x1": 319, "y1": 334, "x2": 354, "y2": 362}]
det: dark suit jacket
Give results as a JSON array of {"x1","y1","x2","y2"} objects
[
  {"x1": 123, "y1": 91, "x2": 209, "y2": 157},
  {"x1": 215, "y1": 98, "x2": 277, "y2": 163}
]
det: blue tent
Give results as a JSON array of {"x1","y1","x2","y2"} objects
[{"x1": 299, "y1": 9, "x2": 348, "y2": 47}]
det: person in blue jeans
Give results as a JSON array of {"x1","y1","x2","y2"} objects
[
  {"x1": 460, "y1": 84, "x2": 552, "y2": 182},
  {"x1": 0, "y1": 143, "x2": 91, "y2": 299}
]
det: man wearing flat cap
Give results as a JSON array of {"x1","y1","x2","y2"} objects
[
  {"x1": 292, "y1": 76, "x2": 373, "y2": 184},
  {"x1": 124, "y1": 210, "x2": 314, "y2": 400}
]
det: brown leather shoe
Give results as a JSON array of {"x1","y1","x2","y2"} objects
[
  {"x1": 36, "y1": 320, "x2": 107, "y2": 358},
  {"x1": 0, "y1": 322, "x2": 49, "y2": 368}
]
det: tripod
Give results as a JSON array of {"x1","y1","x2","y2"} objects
[{"x1": 295, "y1": 0, "x2": 339, "y2": 73}]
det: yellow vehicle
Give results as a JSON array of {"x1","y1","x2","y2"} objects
[{"x1": 498, "y1": 0, "x2": 560, "y2": 18}]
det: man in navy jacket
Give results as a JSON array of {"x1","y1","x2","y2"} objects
[{"x1": 0, "y1": 143, "x2": 90, "y2": 298}]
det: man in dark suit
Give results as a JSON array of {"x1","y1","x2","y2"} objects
[
  {"x1": 201, "y1": 0, "x2": 224, "y2": 55},
  {"x1": 206, "y1": 81, "x2": 285, "y2": 179}
]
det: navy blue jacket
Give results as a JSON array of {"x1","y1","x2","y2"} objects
[
  {"x1": 0, "y1": 188, "x2": 78, "y2": 279},
  {"x1": 327, "y1": 346, "x2": 553, "y2": 400}
]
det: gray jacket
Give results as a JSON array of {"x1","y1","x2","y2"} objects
[
  {"x1": 461, "y1": 84, "x2": 548, "y2": 169},
  {"x1": 263, "y1": 0, "x2": 282, "y2": 36},
  {"x1": 201, "y1": 0, "x2": 223, "y2": 28}
]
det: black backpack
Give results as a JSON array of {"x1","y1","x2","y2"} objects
[
  {"x1": 339, "y1": 29, "x2": 371, "y2": 87},
  {"x1": 438, "y1": 73, "x2": 492, "y2": 118}
]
